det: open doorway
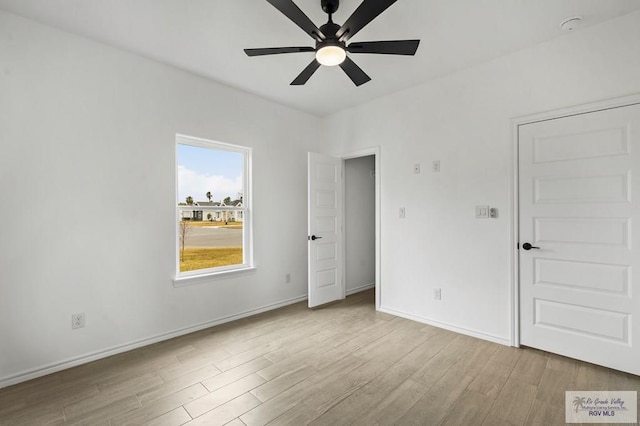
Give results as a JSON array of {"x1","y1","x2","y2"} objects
[
  {"x1": 344, "y1": 155, "x2": 376, "y2": 302},
  {"x1": 307, "y1": 149, "x2": 380, "y2": 309}
]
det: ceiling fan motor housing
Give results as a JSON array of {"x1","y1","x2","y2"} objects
[{"x1": 317, "y1": 21, "x2": 344, "y2": 47}]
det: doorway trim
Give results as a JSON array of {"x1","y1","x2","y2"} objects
[
  {"x1": 510, "y1": 93, "x2": 640, "y2": 347},
  {"x1": 339, "y1": 146, "x2": 381, "y2": 310}
]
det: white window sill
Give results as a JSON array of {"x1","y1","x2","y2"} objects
[{"x1": 173, "y1": 266, "x2": 257, "y2": 287}]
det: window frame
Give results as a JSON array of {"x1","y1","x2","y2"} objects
[{"x1": 173, "y1": 134, "x2": 253, "y2": 285}]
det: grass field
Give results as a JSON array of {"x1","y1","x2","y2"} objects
[
  {"x1": 180, "y1": 247, "x2": 243, "y2": 272},
  {"x1": 183, "y1": 221, "x2": 243, "y2": 229}
]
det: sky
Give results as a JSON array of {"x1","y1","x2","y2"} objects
[{"x1": 177, "y1": 144, "x2": 243, "y2": 204}]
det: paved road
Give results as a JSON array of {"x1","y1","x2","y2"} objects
[{"x1": 184, "y1": 226, "x2": 242, "y2": 248}]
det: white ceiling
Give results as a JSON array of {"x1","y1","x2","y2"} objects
[{"x1": 2, "y1": 0, "x2": 640, "y2": 116}]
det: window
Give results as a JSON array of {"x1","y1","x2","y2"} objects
[{"x1": 175, "y1": 134, "x2": 252, "y2": 279}]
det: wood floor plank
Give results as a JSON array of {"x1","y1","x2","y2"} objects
[
  {"x1": 482, "y1": 376, "x2": 537, "y2": 425},
  {"x1": 0, "y1": 382, "x2": 100, "y2": 423},
  {"x1": 224, "y1": 419, "x2": 247, "y2": 426},
  {"x1": 214, "y1": 344, "x2": 283, "y2": 372},
  {"x1": 145, "y1": 407, "x2": 192, "y2": 426},
  {"x1": 396, "y1": 368, "x2": 476, "y2": 425},
  {"x1": 267, "y1": 403, "x2": 319, "y2": 426},
  {"x1": 260, "y1": 320, "x2": 346, "y2": 364},
  {"x1": 185, "y1": 393, "x2": 260, "y2": 426},
  {"x1": 97, "y1": 372, "x2": 165, "y2": 400},
  {"x1": 534, "y1": 357, "x2": 577, "y2": 404},
  {"x1": 2, "y1": 289, "x2": 639, "y2": 426},
  {"x1": 110, "y1": 383, "x2": 207, "y2": 426},
  {"x1": 303, "y1": 327, "x2": 432, "y2": 415},
  {"x1": 79, "y1": 350, "x2": 180, "y2": 386},
  {"x1": 310, "y1": 330, "x2": 455, "y2": 425},
  {"x1": 439, "y1": 389, "x2": 493, "y2": 425},
  {"x1": 239, "y1": 355, "x2": 366, "y2": 426},
  {"x1": 0, "y1": 403, "x2": 65, "y2": 426},
  {"x1": 222, "y1": 318, "x2": 320, "y2": 356},
  {"x1": 0, "y1": 397, "x2": 26, "y2": 420},
  {"x1": 201, "y1": 357, "x2": 272, "y2": 393},
  {"x1": 351, "y1": 378, "x2": 427, "y2": 426},
  {"x1": 406, "y1": 333, "x2": 472, "y2": 387},
  {"x1": 524, "y1": 398, "x2": 565, "y2": 426},
  {"x1": 573, "y1": 362, "x2": 612, "y2": 390},
  {"x1": 250, "y1": 365, "x2": 318, "y2": 403},
  {"x1": 175, "y1": 348, "x2": 232, "y2": 370},
  {"x1": 184, "y1": 374, "x2": 265, "y2": 419},
  {"x1": 448, "y1": 337, "x2": 499, "y2": 377},
  {"x1": 257, "y1": 329, "x2": 360, "y2": 381},
  {"x1": 139, "y1": 364, "x2": 221, "y2": 406},
  {"x1": 467, "y1": 356, "x2": 520, "y2": 399},
  {"x1": 509, "y1": 348, "x2": 549, "y2": 387},
  {"x1": 64, "y1": 395, "x2": 141, "y2": 424}
]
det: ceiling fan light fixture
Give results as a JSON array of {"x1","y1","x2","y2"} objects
[{"x1": 316, "y1": 44, "x2": 346, "y2": 66}]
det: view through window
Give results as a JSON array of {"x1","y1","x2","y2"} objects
[{"x1": 176, "y1": 135, "x2": 251, "y2": 276}]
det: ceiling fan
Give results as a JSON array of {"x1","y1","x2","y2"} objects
[{"x1": 244, "y1": 0, "x2": 420, "y2": 86}]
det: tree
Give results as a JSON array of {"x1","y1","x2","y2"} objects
[
  {"x1": 222, "y1": 196, "x2": 232, "y2": 224},
  {"x1": 179, "y1": 219, "x2": 191, "y2": 262},
  {"x1": 206, "y1": 191, "x2": 212, "y2": 202},
  {"x1": 207, "y1": 212, "x2": 212, "y2": 221},
  {"x1": 237, "y1": 192, "x2": 243, "y2": 203},
  {"x1": 186, "y1": 196, "x2": 194, "y2": 205}
]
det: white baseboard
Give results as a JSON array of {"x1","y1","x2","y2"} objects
[
  {"x1": 345, "y1": 282, "x2": 375, "y2": 296},
  {"x1": 0, "y1": 294, "x2": 308, "y2": 389},
  {"x1": 379, "y1": 305, "x2": 511, "y2": 346}
]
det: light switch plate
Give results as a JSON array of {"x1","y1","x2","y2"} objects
[{"x1": 475, "y1": 205, "x2": 489, "y2": 218}]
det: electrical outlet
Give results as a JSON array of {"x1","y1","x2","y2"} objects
[
  {"x1": 414, "y1": 163, "x2": 421, "y2": 174},
  {"x1": 71, "y1": 313, "x2": 85, "y2": 329},
  {"x1": 433, "y1": 288, "x2": 442, "y2": 300},
  {"x1": 285, "y1": 273, "x2": 291, "y2": 284},
  {"x1": 432, "y1": 160, "x2": 440, "y2": 173},
  {"x1": 399, "y1": 207, "x2": 406, "y2": 219}
]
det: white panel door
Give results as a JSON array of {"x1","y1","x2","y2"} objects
[
  {"x1": 519, "y1": 103, "x2": 640, "y2": 375},
  {"x1": 308, "y1": 152, "x2": 343, "y2": 308}
]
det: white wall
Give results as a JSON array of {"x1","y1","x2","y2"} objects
[
  {"x1": 324, "y1": 11, "x2": 640, "y2": 344},
  {"x1": 0, "y1": 11, "x2": 322, "y2": 387},
  {"x1": 344, "y1": 156, "x2": 375, "y2": 294}
]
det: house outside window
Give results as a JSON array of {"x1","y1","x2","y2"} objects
[{"x1": 175, "y1": 134, "x2": 252, "y2": 278}]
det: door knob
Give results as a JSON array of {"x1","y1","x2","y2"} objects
[
  {"x1": 309, "y1": 235, "x2": 322, "y2": 241},
  {"x1": 522, "y1": 242, "x2": 540, "y2": 250}
]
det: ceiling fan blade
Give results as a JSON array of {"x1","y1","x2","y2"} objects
[
  {"x1": 291, "y1": 60, "x2": 321, "y2": 85},
  {"x1": 336, "y1": 0, "x2": 397, "y2": 42},
  {"x1": 244, "y1": 46, "x2": 315, "y2": 56},
  {"x1": 266, "y1": 0, "x2": 325, "y2": 41},
  {"x1": 347, "y1": 40, "x2": 420, "y2": 55},
  {"x1": 339, "y1": 56, "x2": 371, "y2": 86}
]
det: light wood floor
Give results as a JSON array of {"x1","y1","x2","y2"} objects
[{"x1": 1, "y1": 290, "x2": 638, "y2": 425}]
